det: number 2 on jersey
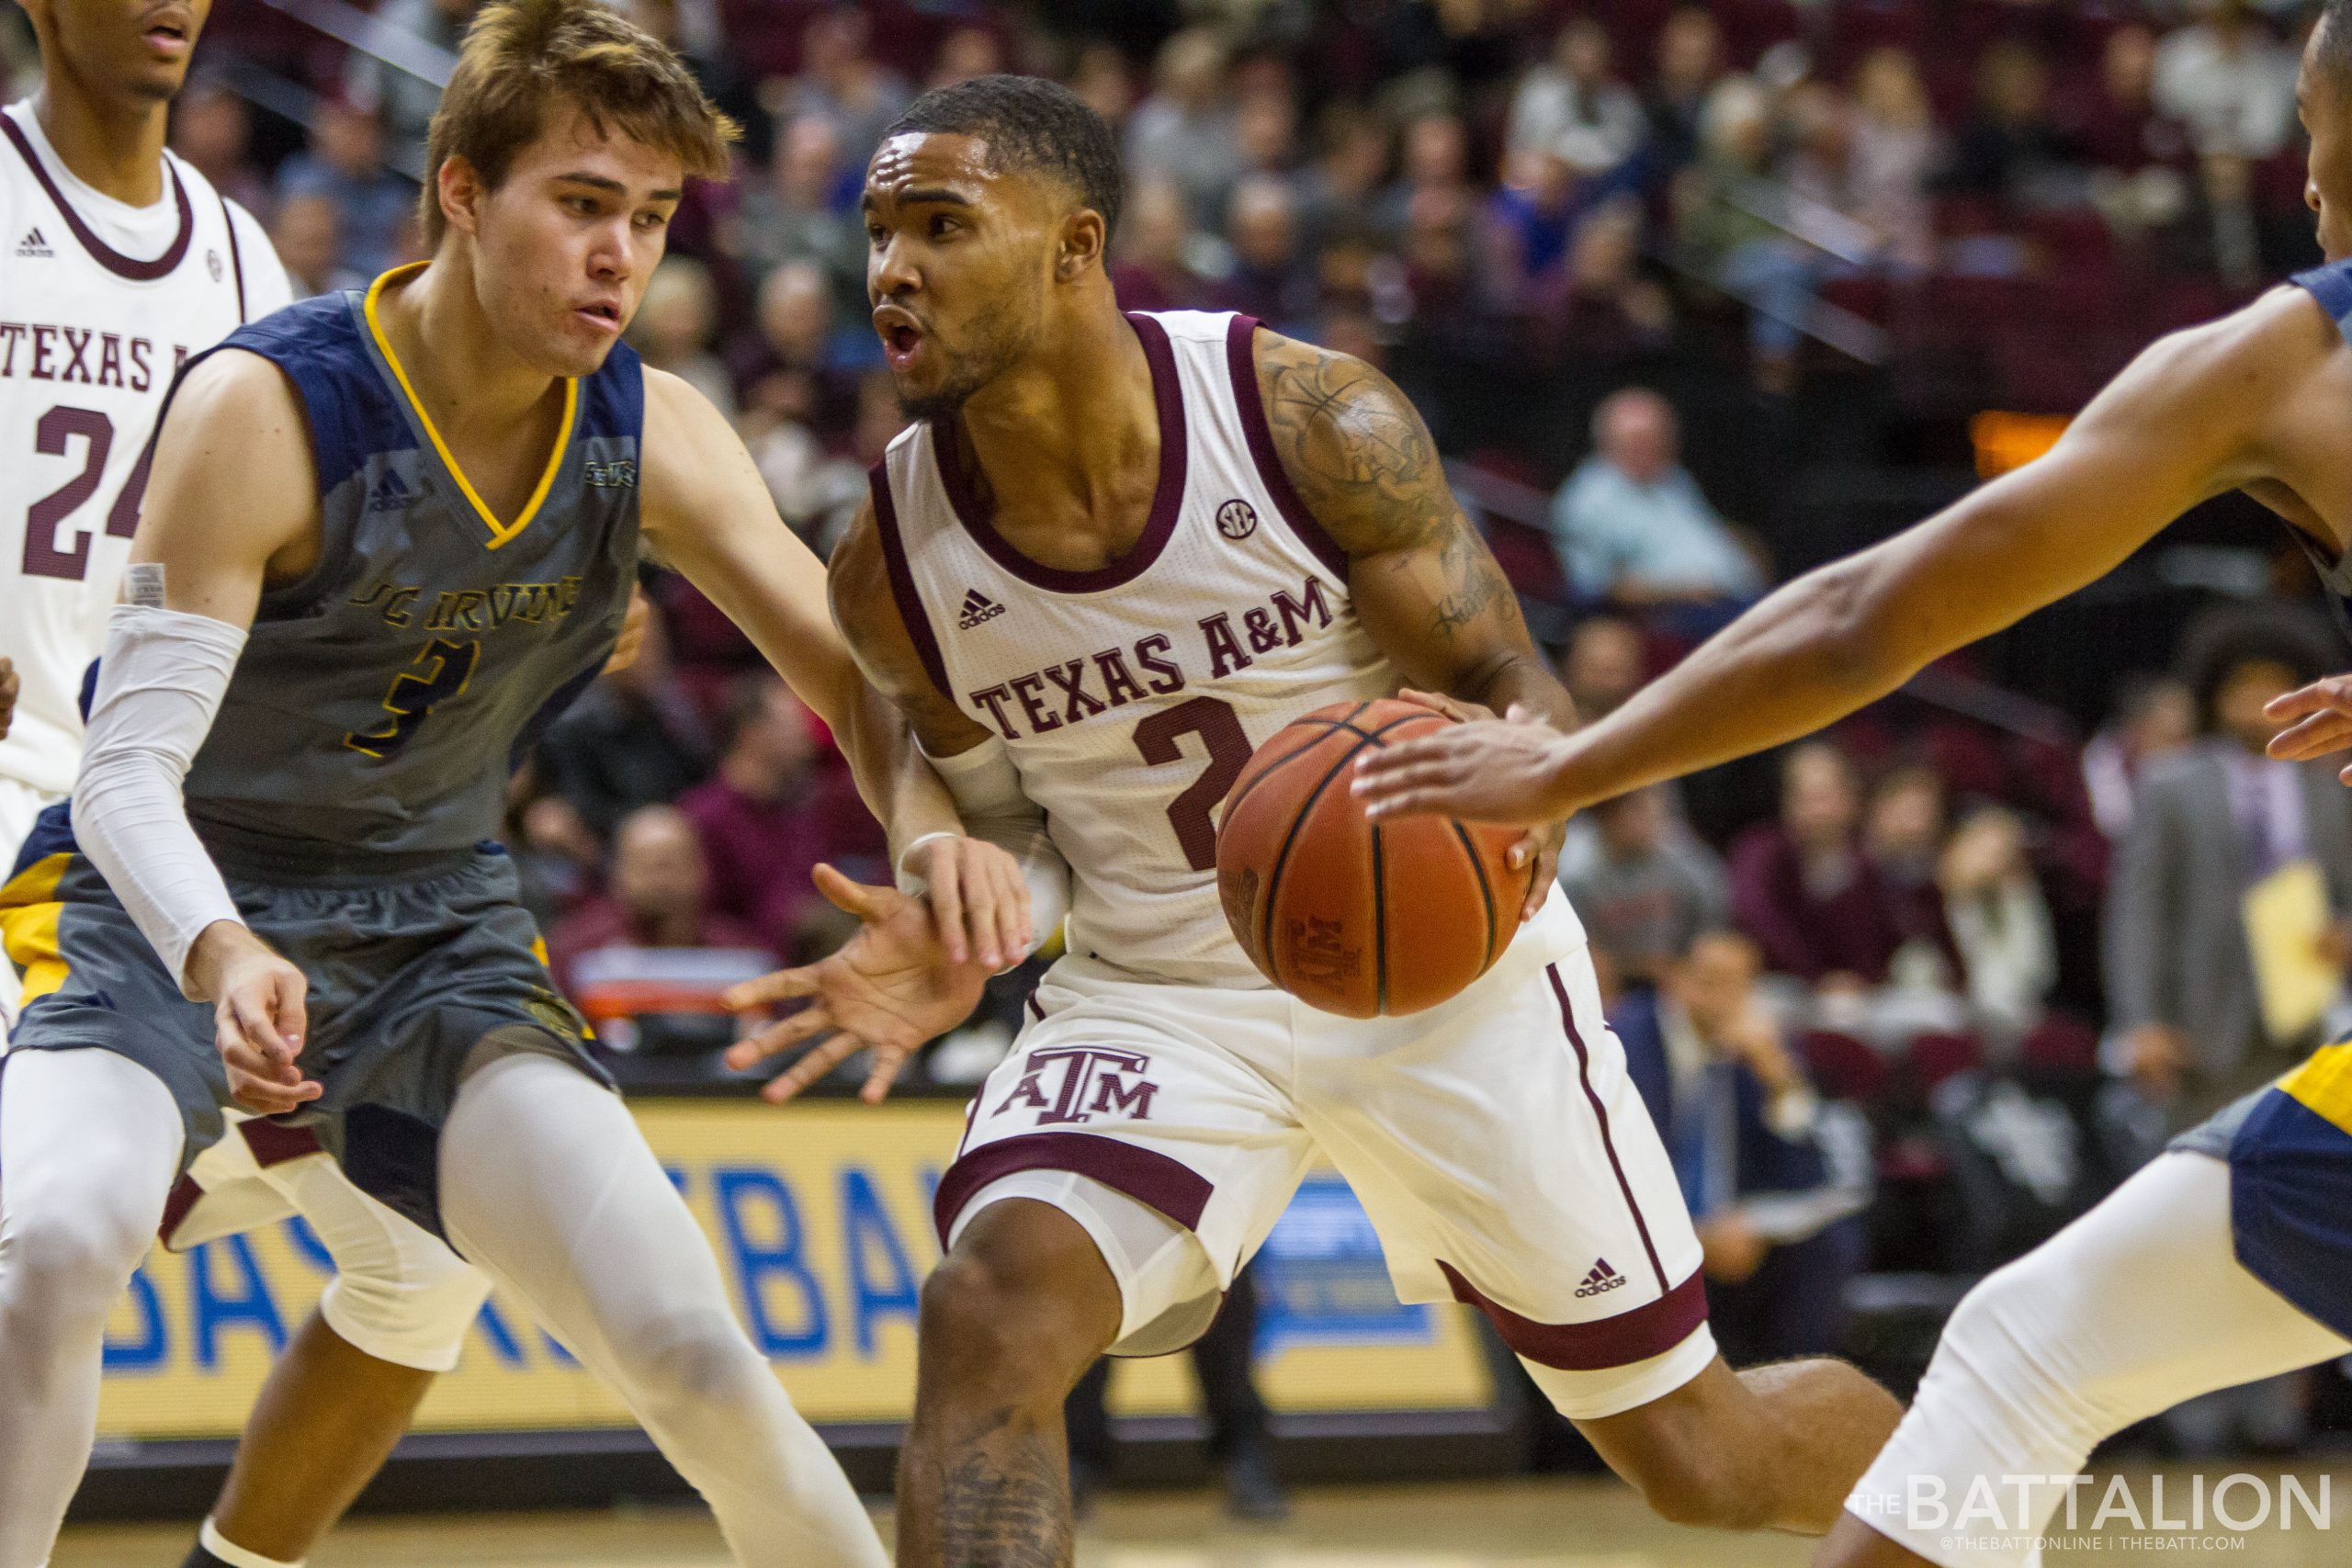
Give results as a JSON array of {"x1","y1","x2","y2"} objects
[
  {"x1": 1134, "y1": 695, "x2": 1252, "y2": 871},
  {"x1": 345, "y1": 638, "x2": 482, "y2": 760}
]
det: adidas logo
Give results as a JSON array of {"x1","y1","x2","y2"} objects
[
  {"x1": 1573, "y1": 1258, "x2": 1625, "y2": 1299},
  {"x1": 366, "y1": 468, "x2": 415, "y2": 513},
  {"x1": 15, "y1": 225, "x2": 51, "y2": 257},
  {"x1": 957, "y1": 588, "x2": 1006, "y2": 628}
]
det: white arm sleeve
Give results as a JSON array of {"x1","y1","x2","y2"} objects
[
  {"x1": 72, "y1": 604, "x2": 250, "y2": 998},
  {"x1": 897, "y1": 734, "x2": 1071, "y2": 963}
]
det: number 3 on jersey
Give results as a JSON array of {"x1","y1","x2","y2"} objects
[
  {"x1": 1135, "y1": 695, "x2": 1252, "y2": 872},
  {"x1": 346, "y1": 637, "x2": 481, "y2": 759}
]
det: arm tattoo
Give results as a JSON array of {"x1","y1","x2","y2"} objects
[
  {"x1": 1428, "y1": 524, "x2": 1514, "y2": 643},
  {"x1": 930, "y1": 1407, "x2": 1071, "y2": 1568},
  {"x1": 1261, "y1": 339, "x2": 1444, "y2": 556}
]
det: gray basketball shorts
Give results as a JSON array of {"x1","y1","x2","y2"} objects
[{"x1": 1, "y1": 814, "x2": 605, "y2": 1237}]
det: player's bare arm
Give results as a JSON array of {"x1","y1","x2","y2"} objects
[
  {"x1": 0, "y1": 657, "x2": 16, "y2": 741},
  {"x1": 635, "y1": 367, "x2": 1025, "y2": 967},
  {"x1": 1354, "y1": 284, "x2": 2347, "y2": 827},
  {"x1": 1253, "y1": 326, "x2": 1577, "y2": 915},
  {"x1": 106, "y1": 349, "x2": 326, "y2": 1112}
]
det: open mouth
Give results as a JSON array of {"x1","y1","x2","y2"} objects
[
  {"x1": 143, "y1": 18, "x2": 189, "y2": 53},
  {"x1": 876, "y1": 314, "x2": 925, "y2": 371},
  {"x1": 574, "y1": 301, "x2": 621, "y2": 333}
]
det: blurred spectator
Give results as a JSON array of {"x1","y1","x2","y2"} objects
[
  {"x1": 2105, "y1": 609, "x2": 2352, "y2": 1124},
  {"x1": 1215, "y1": 174, "x2": 1317, "y2": 329},
  {"x1": 2084, "y1": 673, "x2": 2199, "y2": 840},
  {"x1": 536, "y1": 611, "x2": 712, "y2": 838},
  {"x1": 1940, "y1": 39, "x2": 2078, "y2": 212},
  {"x1": 1126, "y1": 28, "x2": 1240, "y2": 231},
  {"x1": 548, "y1": 803, "x2": 773, "y2": 996},
  {"x1": 732, "y1": 259, "x2": 867, "y2": 441},
  {"x1": 277, "y1": 96, "x2": 413, "y2": 278},
  {"x1": 1558, "y1": 785, "x2": 1728, "y2": 989},
  {"x1": 1940, "y1": 806, "x2": 2060, "y2": 1046},
  {"x1": 1560, "y1": 614, "x2": 1646, "y2": 722},
  {"x1": 1295, "y1": 104, "x2": 1390, "y2": 253},
  {"x1": 1507, "y1": 17, "x2": 1645, "y2": 179},
  {"x1": 1547, "y1": 389, "x2": 1763, "y2": 620},
  {"x1": 928, "y1": 26, "x2": 1003, "y2": 93},
  {"x1": 273, "y1": 193, "x2": 366, "y2": 300},
  {"x1": 170, "y1": 77, "x2": 268, "y2": 216},
  {"x1": 771, "y1": 9, "x2": 910, "y2": 167},
  {"x1": 1861, "y1": 761, "x2": 1951, "y2": 952},
  {"x1": 348, "y1": 0, "x2": 474, "y2": 167},
  {"x1": 1111, "y1": 180, "x2": 1210, "y2": 313},
  {"x1": 1376, "y1": 112, "x2": 1474, "y2": 243},
  {"x1": 736, "y1": 113, "x2": 867, "y2": 321},
  {"x1": 628, "y1": 257, "x2": 736, "y2": 422},
  {"x1": 1847, "y1": 50, "x2": 1937, "y2": 271},
  {"x1": 1643, "y1": 6, "x2": 1726, "y2": 182},
  {"x1": 1546, "y1": 196, "x2": 1673, "y2": 357},
  {"x1": 1730, "y1": 741, "x2": 1905, "y2": 987},
  {"x1": 1613, "y1": 929, "x2": 1871, "y2": 1366},
  {"x1": 2075, "y1": 24, "x2": 2198, "y2": 248},
  {"x1": 1675, "y1": 76, "x2": 1813, "y2": 389},
  {"x1": 2154, "y1": 0, "x2": 2299, "y2": 162},
  {"x1": 676, "y1": 675, "x2": 885, "y2": 953},
  {"x1": 1489, "y1": 152, "x2": 1591, "y2": 301},
  {"x1": 1066, "y1": 40, "x2": 1135, "y2": 128}
]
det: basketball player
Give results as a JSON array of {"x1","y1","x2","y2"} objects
[
  {"x1": 722, "y1": 75, "x2": 1901, "y2": 1568},
  {"x1": 0, "y1": 5, "x2": 1026, "y2": 1566},
  {"x1": 0, "y1": 7, "x2": 543, "y2": 1568},
  {"x1": 1353, "y1": 7, "x2": 2352, "y2": 1564}
]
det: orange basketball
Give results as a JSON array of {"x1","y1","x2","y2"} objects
[{"x1": 1216, "y1": 697, "x2": 1535, "y2": 1019}]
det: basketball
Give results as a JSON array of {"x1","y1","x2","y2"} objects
[{"x1": 1216, "y1": 698, "x2": 1534, "y2": 1019}]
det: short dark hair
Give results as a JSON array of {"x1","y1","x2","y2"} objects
[
  {"x1": 2323, "y1": 0, "x2": 2352, "y2": 84},
  {"x1": 2179, "y1": 603, "x2": 2338, "y2": 733},
  {"x1": 881, "y1": 73, "x2": 1124, "y2": 239}
]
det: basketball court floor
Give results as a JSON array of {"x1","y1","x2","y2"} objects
[{"x1": 49, "y1": 1470, "x2": 2352, "y2": 1566}]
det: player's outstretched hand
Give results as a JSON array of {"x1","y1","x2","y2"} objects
[
  {"x1": 187, "y1": 920, "x2": 320, "y2": 1115},
  {"x1": 903, "y1": 833, "x2": 1033, "y2": 971},
  {"x1": 1373, "y1": 690, "x2": 1572, "y2": 919},
  {"x1": 723, "y1": 863, "x2": 990, "y2": 1106},
  {"x1": 0, "y1": 655, "x2": 17, "y2": 740},
  {"x1": 2267, "y1": 674, "x2": 2352, "y2": 782}
]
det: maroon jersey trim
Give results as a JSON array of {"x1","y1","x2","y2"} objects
[
  {"x1": 0, "y1": 111, "x2": 193, "y2": 281},
  {"x1": 1223, "y1": 313, "x2": 1349, "y2": 579},
  {"x1": 930, "y1": 312, "x2": 1188, "y2": 594},
  {"x1": 220, "y1": 191, "x2": 247, "y2": 321},
  {"x1": 868, "y1": 463, "x2": 954, "y2": 702}
]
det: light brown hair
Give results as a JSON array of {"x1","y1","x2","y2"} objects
[{"x1": 419, "y1": 0, "x2": 738, "y2": 244}]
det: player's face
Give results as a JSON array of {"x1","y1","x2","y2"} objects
[
  {"x1": 24, "y1": 0, "x2": 209, "y2": 106},
  {"x1": 863, "y1": 131, "x2": 1056, "y2": 419},
  {"x1": 464, "y1": 106, "x2": 683, "y2": 378},
  {"x1": 2300, "y1": 35, "x2": 2352, "y2": 262}
]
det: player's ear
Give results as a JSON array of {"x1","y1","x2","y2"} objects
[
  {"x1": 1056, "y1": 209, "x2": 1106, "y2": 282},
  {"x1": 436, "y1": 154, "x2": 485, "y2": 241}
]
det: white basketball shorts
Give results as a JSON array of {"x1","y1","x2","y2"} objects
[{"x1": 936, "y1": 891, "x2": 1715, "y2": 1419}]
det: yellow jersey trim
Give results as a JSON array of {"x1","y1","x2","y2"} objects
[
  {"x1": 2280, "y1": 1041, "x2": 2352, "y2": 1139},
  {"x1": 362, "y1": 263, "x2": 578, "y2": 552},
  {"x1": 0, "y1": 852, "x2": 74, "y2": 1008}
]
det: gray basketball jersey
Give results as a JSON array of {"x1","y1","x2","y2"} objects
[{"x1": 174, "y1": 265, "x2": 639, "y2": 868}]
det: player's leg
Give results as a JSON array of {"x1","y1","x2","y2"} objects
[
  {"x1": 193, "y1": 1147, "x2": 489, "y2": 1566},
  {"x1": 0, "y1": 1047, "x2": 185, "y2": 1568},
  {"x1": 1818, "y1": 1150, "x2": 2352, "y2": 1568},
  {"x1": 435, "y1": 1044, "x2": 887, "y2": 1567}
]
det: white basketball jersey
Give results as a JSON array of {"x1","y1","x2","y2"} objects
[
  {"x1": 876, "y1": 310, "x2": 1397, "y2": 987},
  {"x1": 0, "y1": 100, "x2": 290, "y2": 797}
]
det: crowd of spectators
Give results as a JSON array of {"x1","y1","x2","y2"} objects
[{"x1": 21, "y1": 0, "x2": 2352, "y2": 1435}]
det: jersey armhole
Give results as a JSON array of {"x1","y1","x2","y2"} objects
[
  {"x1": 1221, "y1": 314, "x2": 1350, "y2": 579},
  {"x1": 868, "y1": 463, "x2": 956, "y2": 704}
]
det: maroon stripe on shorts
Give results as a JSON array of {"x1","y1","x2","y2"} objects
[
  {"x1": 1548, "y1": 963, "x2": 1668, "y2": 1292},
  {"x1": 158, "y1": 1174, "x2": 206, "y2": 1249},
  {"x1": 933, "y1": 1131, "x2": 1212, "y2": 1247},
  {"x1": 1440, "y1": 1259, "x2": 1708, "y2": 1371},
  {"x1": 240, "y1": 1118, "x2": 325, "y2": 1168}
]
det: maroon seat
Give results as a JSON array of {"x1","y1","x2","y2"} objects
[
  {"x1": 1800, "y1": 1030, "x2": 1890, "y2": 1105},
  {"x1": 1906, "y1": 1031, "x2": 1984, "y2": 1091}
]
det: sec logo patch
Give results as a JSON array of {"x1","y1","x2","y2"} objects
[{"x1": 1216, "y1": 498, "x2": 1260, "y2": 540}]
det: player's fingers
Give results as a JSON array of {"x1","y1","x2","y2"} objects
[
  {"x1": 812, "y1": 861, "x2": 888, "y2": 920},
  {"x1": 724, "y1": 1004, "x2": 832, "y2": 1069},
  {"x1": 2267, "y1": 712, "x2": 2352, "y2": 761},
  {"x1": 724, "y1": 965, "x2": 820, "y2": 1012},
  {"x1": 967, "y1": 850, "x2": 1022, "y2": 971},
  {"x1": 926, "y1": 849, "x2": 970, "y2": 966},
  {"x1": 2265, "y1": 677, "x2": 2352, "y2": 721},
  {"x1": 860, "y1": 1045, "x2": 912, "y2": 1105},
  {"x1": 760, "y1": 1033, "x2": 861, "y2": 1105},
  {"x1": 1521, "y1": 839, "x2": 1561, "y2": 923},
  {"x1": 269, "y1": 970, "x2": 308, "y2": 1062},
  {"x1": 225, "y1": 989, "x2": 295, "y2": 1069},
  {"x1": 995, "y1": 852, "x2": 1033, "y2": 959}
]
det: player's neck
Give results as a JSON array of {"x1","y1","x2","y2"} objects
[
  {"x1": 956, "y1": 305, "x2": 1157, "y2": 517},
  {"x1": 387, "y1": 257, "x2": 565, "y2": 438},
  {"x1": 30, "y1": 81, "x2": 170, "y2": 207}
]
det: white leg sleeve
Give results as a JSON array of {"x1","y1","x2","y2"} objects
[
  {"x1": 263, "y1": 1153, "x2": 491, "y2": 1373},
  {"x1": 1846, "y1": 1152, "x2": 2352, "y2": 1568},
  {"x1": 437, "y1": 1054, "x2": 886, "y2": 1567},
  {"x1": 0, "y1": 1049, "x2": 184, "y2": 1568}
]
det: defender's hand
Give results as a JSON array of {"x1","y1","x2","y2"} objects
[
  {"x1": 0, "y1": 655, "x2": 16, "y2": 740},
  {"x1": 723, "y1": 863, "x2": 989, "y2": 1105},
  {"x1": 905, "y1": 833, "x2": 1033, "y2": 971},
  {"x1": 601, "y1": 584, "x2": 651, "y2": 676},
  {"x1": 2267, "y1": 674, "x2": 2352, "y2": 780},
  {"x1": 187, "y1": 921, "x2": 319, "y2": 1114},
  {"x1": 1367, "y1": 692, "x2": 1572, "y2": 913}
]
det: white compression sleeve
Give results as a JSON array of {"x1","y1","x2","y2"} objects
[
  {"x1": 72, "y1": 604, "x2": 248, "y2": 997},
  {"x1": 900, "y1": 735, "x2": 1072, "y2": 958}
]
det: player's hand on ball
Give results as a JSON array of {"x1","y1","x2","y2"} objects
[
  {"x1": 904, "y1": 832, "x2": 1032, "y2": 971},
  {"x1": 2267, "y1": 673, "x2": 2352, "y2": 782},
  {"x1": 723, "y1": 863, "x2": 990, "y2": 1106},
  {"x1": 187, "y1": 921, "x2": 320, "y2": 1115},
  {"x1": 0, "y1": 655, "x2": 16, "y2": 740},
  {"x1": 1360, "y1": 692, "x2": 1573, "y2": 916}
]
